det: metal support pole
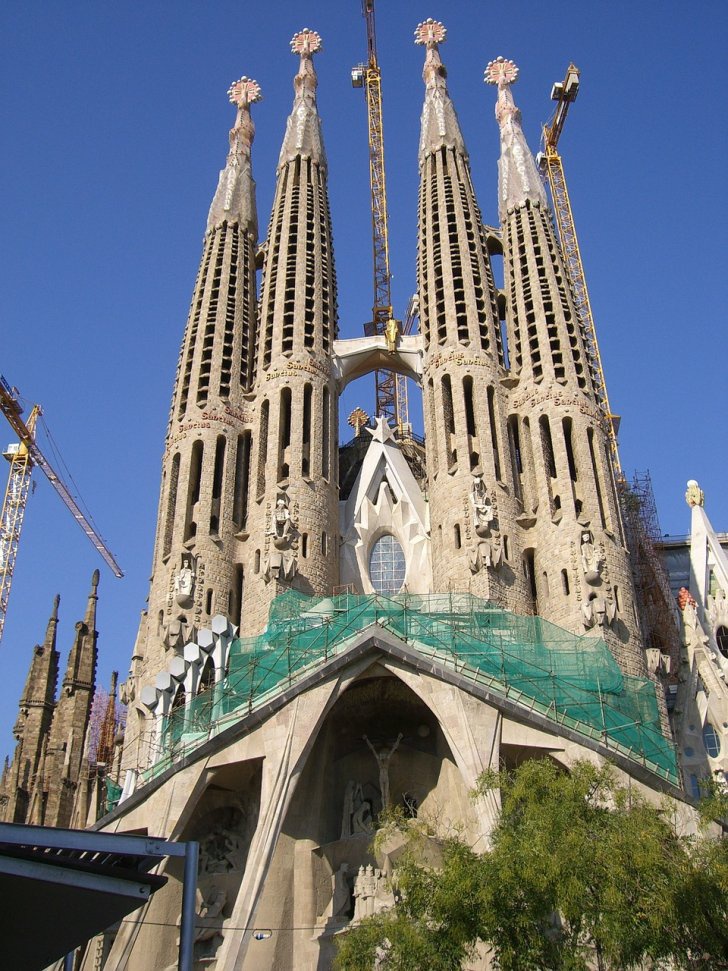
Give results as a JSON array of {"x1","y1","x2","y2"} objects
[{"x1": 178, "y1": 840, "x2": 199, "y2": 971}]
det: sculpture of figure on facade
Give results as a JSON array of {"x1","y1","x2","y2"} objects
[
  {"x1": 199, "y1": 826, "x2": 245, "y2": 874},
  {"x1": 162, "y1": 614, "x2": 196, "y2": 653},
  {"x1": 194, "y1": 886, "x2": 227, "y2": 946},
  {"x1": 470, "y1": 473, "x2": 495, "y2": 536},
  {"x1": 264, "y1": 493, "x2": 299, "y2": 583},
  {"x1": 579, "y1": 530, "x2": 602, "y2": 584},
  {"x1": 582, "y1": 595, "x2": 616, "y2": 630},
  {"x1": 353, "y1": 864, "x2": 395, "y2": 922},
  {"x1": 341, "y1": 780, "x2": 373, "y2": 837},
  {"x1": 322, "y1": 862, "x2": 351, "y2": 921},
  {"x1": 470, "y1": 533, "x2": 504, "y2": 575},
  {"x1": 385, "y1": 317, "x2": 399, "y2": 354},
  {"x1": 173, "y1": 556, "x2": 196, "y2": 607},
  {"x1": 363, "y1": 733, "x2": 402, "y2": 811},
  {"x1": 678, "y1": 586, "x2": 711, "y2": 654}
]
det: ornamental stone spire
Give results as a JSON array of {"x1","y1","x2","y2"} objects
[
  {"x1": 278, "y1": 28, "x2": 326, "y2": 169},
  {"x1": 207, "y1": 77, "x2": 261, "y2": 232},
  {"x1": 415, "y1": 19, "x2": 466, "y2": 161},
  {"x1": 485, "y1": 57, "x2": 548, "y2": 220}
]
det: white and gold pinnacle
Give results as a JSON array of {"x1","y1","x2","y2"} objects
[{"x1": 485, "y1": 55, "x2": 547, "y2": 217}]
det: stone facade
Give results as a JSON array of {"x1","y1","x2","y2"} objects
[{"x1": 2, "y1": 19, "x2": 697, "y2": 971}]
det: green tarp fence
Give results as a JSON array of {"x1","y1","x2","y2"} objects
[{"x1": 150, "y1": 590, "x2": 677, "y2": 785}]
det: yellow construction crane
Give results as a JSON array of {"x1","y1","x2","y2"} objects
[
  {"x1": 540, "y1": 64, "x2": 621, "y2": 473},
  {"x1": 352, "y1": 0, "x2": 414, "y2": 436},
  {"x1": 0, "y1": 375, "x2": 123, "y2": 644}
]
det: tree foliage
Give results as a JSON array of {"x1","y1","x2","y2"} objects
[{"x1": 334, "y1": 759, "x2": 728, "y2": 970}]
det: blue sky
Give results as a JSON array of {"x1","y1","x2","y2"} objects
[{"x1": 1, "y1": 1, "x2": 726, "y2": 754}]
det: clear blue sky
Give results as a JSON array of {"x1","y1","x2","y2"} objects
[{"x1": 1, "y1": 1, "x2": 726, "y2": 755}]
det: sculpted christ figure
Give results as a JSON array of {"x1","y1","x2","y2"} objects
[{"x1": 363, "y1": 733, "x2": 403, "y2": 810}]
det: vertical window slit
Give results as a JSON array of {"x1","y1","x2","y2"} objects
[
  {"x1": 163, "y1": 453, "x2": 180, "y2": 558},
  {"x1": 183, "y1": 440, "x2": 204, "y2": 542},
  {"x1": 278, "y1": 387, "x2": 292, "y2": 482},
  {"x1": 233, "y1": 432, "x2": 251, "y2": 530},
  {"x1": 209, "y1": 435, "x2": 226, "y2": 535}
]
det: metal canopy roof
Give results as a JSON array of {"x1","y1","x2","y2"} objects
[{"x1": 0, "y1": 822, "x2": 195, "y2": 971}]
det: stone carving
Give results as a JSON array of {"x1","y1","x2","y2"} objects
[
  {"x1": 200, "y1": 826, "x2": 246, "y2": 875},
  {"x1": 468, "y1": 473, "x2": 503, "y2": 575},
  {"x1": 685, "y1": 480, "x2": 704, "y2": 508},
  {"x1": 582, "y1": 595, "x2": 616, "y2": 630},
  {"x1": 263, "y1": 493, "x2": 299, "y2": 583},
  {"x1": 470, "y1": 534, "x2": 504, "y2": 574},
  {"x1": 173, "y1": 556, "x2": 196, "y2": 607},
  {"x1": 341, "y1": 780, "x2": 373, "y2": 837},
  {"x1": 194, "y1": 886, "x2": 227, "y2": 945},
  {"x1": 579, "y1": 530, "x2": 602, "y2": 584},
  {"x1": 353, "y1": 865, "x2": 395, "y2": 922},
  {"x1": 678, "y1": 587, "x2": 710, "y2": 653},
  {"x1": 162, "y1": 615, "x2": 196, "y2": 653},
  {"x1": 363, "y1": 733, "x2": 402, "y2": 811},
  {"x1": 470, "y1": 473, "x2": 495, "y2": 533},
  {"x1": 325, "y1": 863, "x2": 351, "y2": 920}
]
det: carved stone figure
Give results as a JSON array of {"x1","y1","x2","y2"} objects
[
  {"x1": 264, "y1": 494, "x2": 299, "y2": 583},
  {"x1": 582, "y1": 595, "x2": 616, "y2": 630},
  {"x1": 363, "y1": 733, "x2": 402, "y2": 811},
  {"x1": 351, "y1": 797, "x2": 373, "y2": 834},
  {"x1": 324, "y1": 862, "x2": 351, "y2": 920},
  {"x1": 162, "y1": 615, "x2": 195, "y2": 653},
  {"x1": 341, "y1": 780, "x2": 373, "y2": 837},
  {"x1": 194, "y1": 886, "x2": 227, "y2": 944},
  {"x1": 469, "y1": 534, "x2": 503, "y2": 574},
  {"x1": 200, "y1": 826, "x2": 245, "y2": 874},
  {"x1": 579, "y1": 530, "x2": 601, "y2": 584},
  {"x1": 678, "y1": 587, "x2": 710, "y2": 652},
  {"x1": 173, "y1": 556, "x2": 196, "y2": 607},
  {"x1": 470, "y1": 473, "x2": 495, "y2": 536},
  {"x1": 353, "y1": 864, "x2": 394, "y2": 921}
]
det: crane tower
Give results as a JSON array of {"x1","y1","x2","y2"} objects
[
  {"x1": 540, "y1": 64, "x2": 621, "y2": 472},
  {"x1": 0, "y1": 376, "x2": 123, "y2": 644},
  {"x1": 352, "y1": 0, "x2": 410, "y2": 433}
]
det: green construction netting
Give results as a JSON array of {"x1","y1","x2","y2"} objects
[
  {"x1": 153, "y1": 591, "x2": 678, "y2": 784},
  {"x1": 105, "y1": 778, "x2": 123, "y2": 815}
]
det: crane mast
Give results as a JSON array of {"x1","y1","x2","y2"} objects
[
  {"x1": 540, "y1": 64, "x2": 622, "y2": 473},
  {"x1": 352, "y1": 0, "x2": 409, "y2": 433},
  {"x1": 0, "y1": 376, "x2": 123, "y2": 644}
]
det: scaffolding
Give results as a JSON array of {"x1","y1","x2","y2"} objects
[
  {"x1": 144, "y1": 590, "x2": 678, "y2": 787},
  {"x1": 619, "y1": 472, "x2": 682, "y2": 682}
]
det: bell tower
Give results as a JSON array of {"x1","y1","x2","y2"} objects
[
  {"x1": 242, "y1": 30, "x2": 340, "y2": 633},
  {"x1": 416, "y1": 21, "x2": 529, "y2": 610},
  {"x1": 486, "y1": 57, "x2": 645, "y2": 675}
]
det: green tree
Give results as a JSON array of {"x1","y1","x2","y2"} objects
[{"x1": 334, "y1": 759, "x2": 728, "y2": 970}]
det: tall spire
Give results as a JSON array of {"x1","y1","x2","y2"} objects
[
  {"x1": 485, "y1": 57, "x2": 547, "y2": 220},
  {"x1": 415, "y1": 19, "x2": 466, "y2": 161},
  {"x1": 0, "y1": 595, "x2": 61, "y2": 822},
  {"x1": 207, "y1": 76, "x2": 261, "y2": 232},
  {"x1": 279, "y1": 28, "x2": 326, "y2": 168},
  {"x1": 246, "y1": 27, "x2": 340, "y2": 634}
]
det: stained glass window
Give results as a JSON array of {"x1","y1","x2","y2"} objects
[{"x1": 369, "y1": 534, "x2": 406, "y2": 595}]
